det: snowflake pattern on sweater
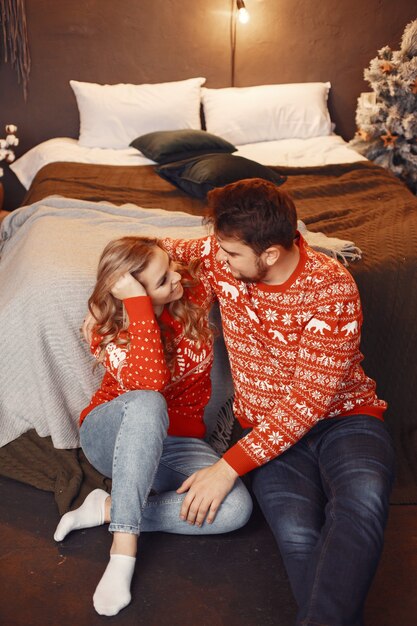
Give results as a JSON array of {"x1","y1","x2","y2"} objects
[
  {"x1": 80, "y1": 276, "x2": 214, "y2": 439},
  {"x1": 163, "y1": 234, "x2": 387, "y2": 475}
]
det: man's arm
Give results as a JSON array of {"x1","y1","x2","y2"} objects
[{"x1": 161, "y1": 235, "x2": 212, "y2": 265}]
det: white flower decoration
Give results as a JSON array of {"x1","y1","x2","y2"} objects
[{"x1": 0, "y1": 124, "x2": 18, "y2": 178}]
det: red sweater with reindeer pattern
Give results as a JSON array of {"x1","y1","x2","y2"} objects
[
  {"x1": 162, "y1": 233, "x2": 386, "y2": 476},
  {"x1": 79, "y1": 277, "x2": 214, "y2": 438}
]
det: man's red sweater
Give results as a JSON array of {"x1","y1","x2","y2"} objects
[{"x1": 162, "y1": 234, "x2": 387, "y2": 476}]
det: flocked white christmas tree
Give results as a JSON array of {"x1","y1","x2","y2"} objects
[{"x1": 349, "y1": 19, "x2": 417, "y2": 193}]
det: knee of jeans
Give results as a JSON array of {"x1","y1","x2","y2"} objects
[
  {"x1": 122, "y1": 390, "x2": 169, "y2": 430},
  {"x1": 223, "y1": 481, "x2": 253, "y2": 531},
  {"x1": 337, "y1": 471, "x2": 393, "y2": 523}
]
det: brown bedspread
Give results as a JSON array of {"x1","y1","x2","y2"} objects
[
  {"x1": 5, "y1": 159, "x2": 417, "y2": 506},
  {"x1": 23, "y1": 162, "x2": 207, "y2": 216}
]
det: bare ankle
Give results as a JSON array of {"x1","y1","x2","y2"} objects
[
  {"x1": 110, "y1": 532, "x2": 138, "y2": 558},
  {"x1": 104, "y1": 496, "x2": 111, "y2": 523}
]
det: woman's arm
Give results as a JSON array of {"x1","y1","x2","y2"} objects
[
  {"x1": 102, "y1": 296, "x2": 171, "y2": 391},
  {"x1": 88, "y1": 273, "x2": 171, "y2": 391},
  {"x1": 82, "y1": 271, "x2": 145, "y2": 342}
]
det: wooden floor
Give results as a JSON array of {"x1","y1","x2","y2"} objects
[{"x1": 1, "y1": 475, "x2": 416, "y2": 626}]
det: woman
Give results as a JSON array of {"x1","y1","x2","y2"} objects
[{"x1": 53, "y1": 235, "x2": 252, "y2": 616}]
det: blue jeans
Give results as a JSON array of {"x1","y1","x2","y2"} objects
[
  {"x1": 80, "y1": 390, "x2": 252, "y2": 535},
  {"x1": 251, "y1": 415, "x2": 395, "y2": 626}
]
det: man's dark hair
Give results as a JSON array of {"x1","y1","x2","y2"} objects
[{"x1": 205, "y1": 178, "x2": 298, "y2": 253}]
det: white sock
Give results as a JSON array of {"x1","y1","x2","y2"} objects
[
  {"x1": 93, "y1": 554, "x2": 136, "y2": 616},
  {"x1": 53, "y1": 489, "x2": 109, "y2": 541}
]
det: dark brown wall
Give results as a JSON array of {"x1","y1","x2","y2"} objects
[{"x1": 1, "y1": 0, "x2": 415, "y2": 208}]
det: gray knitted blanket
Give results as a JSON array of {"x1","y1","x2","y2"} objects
[{"x1": 0, "y1": 196, "x2": 358, "y2": 449}]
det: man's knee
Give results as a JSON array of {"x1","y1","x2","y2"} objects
[
  {"x1": 333, "y1": 470, "x2": 393, "y2": 530},
  {"x1": 332, "y1": 448, "x2": 394, "y2": 521}
]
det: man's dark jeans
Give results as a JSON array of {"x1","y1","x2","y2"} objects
[{"x1": 252, "y1": 415, "x2": 395, "y2": 626}]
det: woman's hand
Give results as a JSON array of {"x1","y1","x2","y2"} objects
[
  {"x1": 81, "y1": 274, "x2": 146, "y2": 343},
  {"x1": 110, "y1": 272, "x2": 147, "y2": 300}
]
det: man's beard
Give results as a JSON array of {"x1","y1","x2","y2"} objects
[{"x1": 232, "y1": 256, "x2": 268, "y2": 283}]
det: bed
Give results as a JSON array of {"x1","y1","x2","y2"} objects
[{"x1": 1, "y1": 78, "x2": 417, "y2": 511}]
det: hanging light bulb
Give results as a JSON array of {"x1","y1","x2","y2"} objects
[{"x1": 236, "y1": 0, "x2": 250, "y2": 24}]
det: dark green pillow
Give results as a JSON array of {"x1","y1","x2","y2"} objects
[
  {"x1": 155, "y1": 153, "x2": 287, "y2": 200},
  {"x1": 130, "y1": 129, "x2": 237, "y2": 164}
]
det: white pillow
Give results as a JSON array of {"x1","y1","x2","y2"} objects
[
  {"x1": 70, "y1": 77, "x2": 206, "y2": 149},
  {"x1": 202, "y1": 82, "x2": 332, "y2": 145}
]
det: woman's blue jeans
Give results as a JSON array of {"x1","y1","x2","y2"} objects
[
  {"x1": 80, "y1": 390, "x2": 252, "y2": 536},
  {"x1": 251, "y1": 415, "x2": 395, "y2": 626}
]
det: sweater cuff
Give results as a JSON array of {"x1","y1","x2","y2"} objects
[
  {"x1": 123, "y1": 295, "x2": 155, "y2": 322},
  {"x1": 223, "y1": 442, "x2": 259, "y2": 476}
]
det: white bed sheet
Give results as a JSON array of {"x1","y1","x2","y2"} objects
[
  {"x1": 235, "y1": 135, "x2": 366, "y2": 167},
  {"x1": 10, "y1": 135, "x2": 366, "y2": 191}
]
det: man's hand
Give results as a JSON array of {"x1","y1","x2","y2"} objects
[{"x1": 177, "y1": 459, "x2": 238, "y2": 527}]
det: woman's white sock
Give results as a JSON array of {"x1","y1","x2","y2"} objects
[
  {"x1": 53, "y1": 488, "x2": 109, "y2": 541},
  {"x1": 93, "y1": 554, "x2": 136, "y2": 616}
]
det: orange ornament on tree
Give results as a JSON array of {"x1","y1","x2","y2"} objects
[
  {"x1": 380, "y1": 130, "x2": 398, "y2": 147},
  {"x1": 380, "y1": 61, "x2": 394, "y2": 74},
  {"x1": 357, "y1": 129, "x2": 371, "y2": 142}
]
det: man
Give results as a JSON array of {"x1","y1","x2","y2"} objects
[{"x1": 162, "y1": 178, "x2": 395, "y2": 626}]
